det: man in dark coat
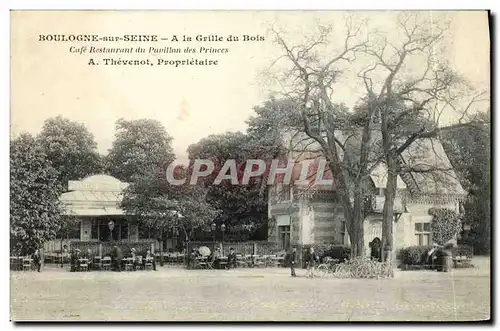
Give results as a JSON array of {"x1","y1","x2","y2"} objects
[
  {"x1": 290, "y1": 246, "x2": 297, "y2": 277},
  {"x1": 228, "y1": 248, "x2": 237, "y2": 269},
  {"x1": 32, "y1": 249, "x2": 41, "y2": 272},
  {"x1": 111, "y1": 245, "x2": 123, "y2": 272},
  {"x1": 70, "y1": 249, "x2": 80, "y2": 272},
  {"x1": 305, "y1": 247, "x2": 319, "y2": 278}
]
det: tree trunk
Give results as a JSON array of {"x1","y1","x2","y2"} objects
[
  {"x1": 182, "y1": 227, "x2": 189, "y2": 242},
  {"x1": 351, "y1": 191, "x2": 365, "y2": 258},
  {"x1": 381, "y1": 154, "x2": 397, "y2": 262},
  {"x1": 159, "y1": 230, "x2": 164, "y2": 267}
]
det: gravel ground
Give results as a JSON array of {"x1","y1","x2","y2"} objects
[{"x1": 10, "y1": 257, "x2": 490, "y2": 322}]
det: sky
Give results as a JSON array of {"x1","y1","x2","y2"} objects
[{"x1": 10, "y1": 11, "x2": 490, "y2": 163}]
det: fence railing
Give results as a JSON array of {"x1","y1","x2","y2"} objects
[
  {"x1": 69, "y1": 241, "x2": 156, "y2": 257},
  {"x1": 186, "y1": 241, "x2": 282, "y2": 258}
]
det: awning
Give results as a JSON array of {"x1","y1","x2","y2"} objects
[{"x1": 62, "y1": 207, "x2": 125, "y2": 216}]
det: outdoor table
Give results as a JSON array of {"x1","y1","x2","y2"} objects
[
  {"x1": 10, "y1": 256, "x2": 21, "y2": 270},
  {"x1": 253, "y1": 256, "x2": 266, "y2": 267},
  {"x1": 77, "y1": 258, "x2": 89, "y2": 271},
  {"x1": 194, "y1": 256, "x2": 208, "y2": 269},
  {"x1": 271, "y1": 256, "x2": 284, "y2": 267},
  {"x1": 217, "y1": 256, "x2": 229, "y2": 269},
  {"x1": 93, "y1": 256, "x2": 102, "y2": 270},
  {"x1": 122, "y1": 257, "x2": 135, "y2": 271}
]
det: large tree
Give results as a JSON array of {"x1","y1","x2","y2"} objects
[
  {"x1": 105, "y1": 118, "x2": 175, "y2": 182},
  {"x1": 187, "y1": 132, "x2": 275, "y2": 241},
  {"x1": 37, "y1": 116, "x2": 103, "y2": 190},
  {"x1": 269, "y1": 17, "x2": 375, "y2": 257},
  {"x1": 359, "y1": 12, "x2": 488, "y2": 261},
  {"x1": 10, "y1": 133, "x2": 63, "y2": 255}
]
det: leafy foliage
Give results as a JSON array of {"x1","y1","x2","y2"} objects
[
  {"x1": 428, "y1": 208, "x2": 462, "y2": 246},
  {"x1": 187, "y1": 130, "x2": 282, "y2": 241},
  {"x1": 37, "y1": 116, "x2": 103, "y2": 190},
  {"x1": 398, "y1": 245, "x2": 432, "y2": 265},
  {"x1": 105, "y1": 118, "x2": 175, "y2": 182},
  {"x1": 440, "y1": 113, "x2": 491, "y2": 253},
  {"x1": 301, "y1": 243, "x2": 350, "y2": 261},
  {"x1": 10, "y1": 134, "x2": 63, "y2": 255},
  {"x1": 120, "y1": 166, "x2": 220, "y2": 241}
]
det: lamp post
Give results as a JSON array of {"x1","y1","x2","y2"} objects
[
  {"x1": 211, "y1": 222, "x2": 216, "y2": 242},
  {"x1": 221, "y1": 223, "x2": 226, "y2": 244},
  {"x1": 108, "y1": 220, "x2": 115, "y2": 242}
]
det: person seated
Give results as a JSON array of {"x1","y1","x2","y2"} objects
[
  {"x1": 84, "y1": 249, "x2": 93, "y2": 271},
  {"x1": 228, "y1": 248, "x2": 237, "y2": 269},
  {"x1": 212, "y1": 247, "x2": 222, "y2": 269},
  {"x1": 143, "y1": 250, "x2": 157, "y2": 271}
]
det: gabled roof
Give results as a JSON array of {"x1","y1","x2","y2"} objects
[
  {"x1": 280, "y1": 129, "x2": 466, "y2": 195},
  {"x1": 400, "y1": 138, "x2": 466, "y2": 195}
]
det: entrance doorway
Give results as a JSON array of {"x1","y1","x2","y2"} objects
[{"x1": 370, "y1": 237, "x2": 382, "y2": 262}]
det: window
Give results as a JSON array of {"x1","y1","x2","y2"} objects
[
  {"x1": 91, "y1": 219, "x2": 99, "y2": 240},
  {"x1": 121, "y1": 223, "x2": 129, "y2": 240},
  {"x1": 278, "y1": 225, "x2": 291, "y2": 250},
  {"x1": 415, "y1": 222, "x2": 431, "y2": 246},
  {"x1": 66, "y1": 222, "x2": 80, "y2": 239}
]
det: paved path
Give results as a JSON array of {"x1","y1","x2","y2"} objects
[{"x1": 10, "y1": 258, "x2": 490, "y2": 321}]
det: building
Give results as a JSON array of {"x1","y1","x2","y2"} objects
[
  {"x1": 267, "y1": 131, "x2": 467, "y2": 257},
  {"x1": 45, "y1": 174, "x2": 180, "y2": 253}
]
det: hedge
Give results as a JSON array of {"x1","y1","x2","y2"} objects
[
  {"x1": 301, "y1": 244, "x2": 351, "y2": 262},
  {"x1": 398, "y1": 245, "x2": 433, "y2": 265}
]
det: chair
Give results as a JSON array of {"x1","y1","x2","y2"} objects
[
  {"x1": 206, "y1": 254, "x2": 217, "y2": 269},
  {"x1": 94, "y1": 256, "x2": 102, "y2": 270},
  {"x1": 124, "y1": 258, "x2": 134, "y2": 271},
  {"x1": 22, "y1": 258, "x2": 32, "y2": 271},
  {"x1": 101, "y1": 257, "x2": 112, "y2": 271},
  {"x1": 136, "y1": 256, "x2": 144, "y2": 270},
  {"x1": 236, "y1": 255, "x2": 247, "y2": 268},
  {"x1": 145, "y1": 257, "x2": 154, "y2": 271},
  {"x1": 78, "y1": 258, "x2": 89, "y2": 272}
]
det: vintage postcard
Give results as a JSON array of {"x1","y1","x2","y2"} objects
[{"x1": 10, "y1": 10, "x2": 490, "y2": 322}]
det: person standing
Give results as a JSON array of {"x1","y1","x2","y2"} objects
[
  {"x1": 111, "y1": 245, "x2": 123, "y2": 272},
  {"x1": 305, "y1": 247, "x2": 318, "y2": 278},
  {"x1": 32, "y1": 249, "x2": 41, "y2": 272},
  {"x1": 70, "y1": 248, "x2": 78, "y2": 272},
  {"x1": 130, "y1": 248, "x2": 138, "y2": 271},
  {"x1": 290, "y1": 246, "x2": 297, "y2": 277}
]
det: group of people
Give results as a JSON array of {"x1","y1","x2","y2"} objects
[
  {"x1": 188, "y1": 246, "x2": 237, "y2": 269},
  {"x1": 110, "y1": 246, "x2": 157, "y2": 271},
  {"x1": 70, "y1": 248, "x2": 101, "y2": 271},
  {"x1": 288, "y1": 246, "x2": 320, "y2": 278},
  {"x1": 66, "y1": 246, "x2": 156, "y2": 272}
]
